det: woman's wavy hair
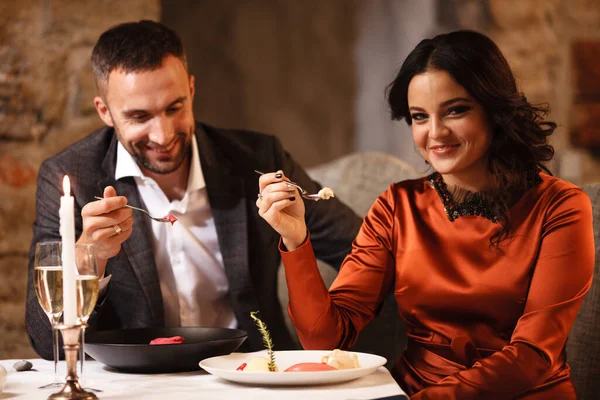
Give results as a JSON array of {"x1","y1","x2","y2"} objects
[{"x1": 386, "y1": 30, "x2": 556, "y2": 246}]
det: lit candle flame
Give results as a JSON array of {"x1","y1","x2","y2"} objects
[{"x1": 62, "y1": 175, "x2": 71, "y2": 196}]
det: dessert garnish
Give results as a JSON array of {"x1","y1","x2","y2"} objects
[
  {"x1": 149, "y1": 336, "x2": 186, "y2": 345},
  {"x1": 250, "y1": 311, "x2": 277, "y2": 372},
  {"x1": 236, "y1": 314, "x2": 359, "y2": 373}
]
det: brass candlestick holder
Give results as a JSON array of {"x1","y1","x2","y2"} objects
[{"x1": 48, "y1": 323, "x2": 98, "y2": 400}]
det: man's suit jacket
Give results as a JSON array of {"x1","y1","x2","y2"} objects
[{"x1": 26, "y1": 122, "x2": 362, "y2": 359}]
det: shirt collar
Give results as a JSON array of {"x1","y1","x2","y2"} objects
[
  {"x1": 114, "y1": 136, "x2": 206, "y2": 192},
  {"x1": 186, "y1": 135, "x2": 205, "y2": 192},
  {"x1": 115, "y1": 141, "x2": 144, "y2": 180}
]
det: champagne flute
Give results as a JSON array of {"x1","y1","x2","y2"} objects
[
  {"x1": 33, "y1": 241, "x2": 64, "y2": 389},
  {"x1": 74, "y1": 243, "x2": 101, "y2": 392}
]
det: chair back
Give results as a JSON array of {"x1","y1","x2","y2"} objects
[{"x1": 568, "y1": 183, "x2": 600, "y2": 400}]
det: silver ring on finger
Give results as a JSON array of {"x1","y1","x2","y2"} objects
[{"x1": 113, "y1": 224, "x2": 123, "y2": 235}]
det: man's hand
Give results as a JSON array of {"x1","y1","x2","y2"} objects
[{"x1": 77, "y1": 186, "x2": 133, "y2": 277}]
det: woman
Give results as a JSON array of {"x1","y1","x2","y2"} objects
[{"x1": 256, "y1": 30, "x2": 594, "y2": 399}]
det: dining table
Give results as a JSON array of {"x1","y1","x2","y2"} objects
[{"x1": 0, "y1": 358, "x2": 408, "y2": 400}]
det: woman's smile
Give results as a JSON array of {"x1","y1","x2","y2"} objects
[{"x1": 429, "y1": 143, "x2": 461, "y2": 156}]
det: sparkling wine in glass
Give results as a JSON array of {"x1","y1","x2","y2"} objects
[
  {"x1": 34, "y1": 266, "x2": 64, "y2": 316},
  {"x1": 76, "y1": 275, "x2": 99, "y2": 323},
  {"x1": 74, "y1": 243, "x2": 101, "y2": 392},
  {"x1": 33, "y1": 241, "x2": 64, "y2": 389}
]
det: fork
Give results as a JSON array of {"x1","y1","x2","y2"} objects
[
  {"x1": 94, "y1": 196, "x2": 174, "y2": 223},
  {"x1": 253, "y1": 170, "x2": 322, "y2": 201}
]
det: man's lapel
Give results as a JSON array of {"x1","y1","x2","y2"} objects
[{"x1": 98, "y1": 136, "x2": 164, "y2": 325}]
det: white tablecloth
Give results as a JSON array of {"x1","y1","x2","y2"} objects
[{"x1": 0, "y1": 359, "x2": 407, "y2": 400}]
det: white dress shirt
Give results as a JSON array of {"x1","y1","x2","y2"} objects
[{"x1": 112, "y1": 137, "x2": 237, "y2": 328}]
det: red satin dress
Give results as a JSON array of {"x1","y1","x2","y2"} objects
[{"x1": 281, "y1": 173, "x2": 595, "y2": 399}]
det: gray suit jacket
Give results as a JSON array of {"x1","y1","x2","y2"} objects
[{"x1": 26, "y1": 122, "x2": 362, "y2": 359}]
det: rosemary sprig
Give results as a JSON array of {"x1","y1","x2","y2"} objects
[{"x1": 250, "y1": 311, "x2": 276, "y2": 372}]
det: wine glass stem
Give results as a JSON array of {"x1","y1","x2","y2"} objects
[
  {"x1": 80, "y1": 326, "x2": 85, "y2": 383},
  {"x1": 52, "y1": 322, "x2": 59, "y2": 383}
]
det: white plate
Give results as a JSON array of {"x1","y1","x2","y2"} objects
[{"x1": 199, "y1": 350, "x2": 387, "y2": 386}]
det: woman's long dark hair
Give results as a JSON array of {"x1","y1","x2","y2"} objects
[{"x1": 386, "y1": 30, "x2": 556, "y2": 246}]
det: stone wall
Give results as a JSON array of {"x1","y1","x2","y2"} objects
[
  {"x1": 440, "y1": 0, "x2": 600, "y2": 184},
  {"x1": 0, "y1": 0, "x2": 160, "y2": 359}
]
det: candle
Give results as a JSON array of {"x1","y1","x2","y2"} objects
[{"x1": 59, "y1": 175, "x2": 77, "y2": 325}]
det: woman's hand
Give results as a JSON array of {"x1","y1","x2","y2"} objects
[{"x1": 256, "y1": 170, "x2": 307, "y2": 250}]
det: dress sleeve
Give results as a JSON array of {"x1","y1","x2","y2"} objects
[
  {"x1": 281, "y1": 185, "x2": 397, "y2": 350},
  {"x1": 413, "y1": 188, "x2": 595, "y2": 399}
]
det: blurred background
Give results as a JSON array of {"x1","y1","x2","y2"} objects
[{"x1": 1, "y1": 0, "x2": 599, "y2": 358}]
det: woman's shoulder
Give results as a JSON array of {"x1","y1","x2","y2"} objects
[
  {"x1": 538, "y1": 173, "x2": 588, "y2": 197},
  {"x1": 389, "y1": 175, "x2": 431, "y2": 193},
  {"x1": 373, "y1": 175, "x2": 433, "y2": 208},
  {"x1": 535, "y1": 173, "x2": 592, "y2": 213},
  {"x1": 374, "y1": 175, "x2": 429, "y2": 200}
]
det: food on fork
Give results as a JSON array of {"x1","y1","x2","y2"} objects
[
  {"x1": 164, "y1": 214, "x2": 178, "y2": 225},
  {"x1": 149, "y1": 336, "x2": 186, "y2": 345},
  {"x1": 317, "y1": 187, "x2": 335, "y2": 200},
  {"x1": 94, "y1": 196, "x2": 178, "y2": 224},
  {"x1": 321, "y1": 349, "x2": 361, "y2": 369},
  {"x1": 284, "y1": 362, "x2": 338, "y2": 372}
]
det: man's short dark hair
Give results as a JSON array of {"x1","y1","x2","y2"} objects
[{"x1": 91, "y1": 20, "x2": 187, "y2": 96}]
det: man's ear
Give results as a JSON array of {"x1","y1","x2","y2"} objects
[
  {"x1": 189, "y1": 75, "x2": 195, "y2": 99},
  {"x1": 94, "y1": 96, "x2": 114, "y2": 127}
]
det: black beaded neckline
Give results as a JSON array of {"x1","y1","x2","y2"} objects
[
  {"x1": 427, "y1": 172, "x2": 542, "y2": 223},
  {"x1": 427, "y1": 173, "x2": 497, "y2": 222}
]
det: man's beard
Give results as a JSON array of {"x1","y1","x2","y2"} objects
[{"x1": 114, "y1": 125, "x2": 192, "y2": 175}]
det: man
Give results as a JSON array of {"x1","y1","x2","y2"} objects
[{"x1": 25, "y1": 20, "x2": 361, "y2": 359}]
